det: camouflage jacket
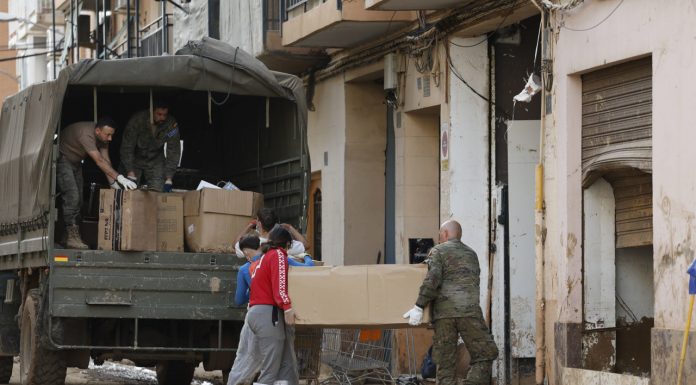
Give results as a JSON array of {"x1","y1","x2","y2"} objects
[
  {"x1": 120, "y1": 110, "x2": 181, "y2": 179},
  {"x1": 416, "y1": 239, "x2": 481, "y2": 319}
]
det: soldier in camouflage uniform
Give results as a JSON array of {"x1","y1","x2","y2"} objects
[
  {"x1": 403, "y1": 220, "x2": 498, "y2": 385},
  {"x1": 57, "y1": 118, "x2": 137, "y2": 249},
  {"x1": 120, "y1": 100, "x2": 181, "y2": 192}
]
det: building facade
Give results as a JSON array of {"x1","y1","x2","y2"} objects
[{"x1": 8, "y1": 0, "x2": 696, "y2": 384}]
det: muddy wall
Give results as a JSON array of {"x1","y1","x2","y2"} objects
[{"x1": 545, "y1": 0, "x2": 696, "y2": 384}]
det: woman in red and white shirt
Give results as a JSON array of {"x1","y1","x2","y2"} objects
[{"x1": 247, "y1": 225, "x2": 299, "y2": 385}]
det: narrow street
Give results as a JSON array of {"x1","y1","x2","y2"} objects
[{"x1": 3, "y1": 359, "x2": 225, "y2": 385}]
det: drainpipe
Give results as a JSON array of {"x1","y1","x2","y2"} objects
[{"x1": 534, "y1": 8, "x2": 547, "y2": 385}]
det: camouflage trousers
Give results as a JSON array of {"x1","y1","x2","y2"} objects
[
  {"x1": 128, "y1": 157, "x2": 165, "y2": 192},
  {"x1": 56, "y1": 156, "x2": 83, "y2": 225},
  {"x1": 433, "y1": 311, "x2": 498, "y2": 385}
]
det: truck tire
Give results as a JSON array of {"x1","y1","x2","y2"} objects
[
  {"x1": 0, "y1": 356, "x2": 13, "y2": 383},
  {"x1": 19, "y1": 290, "x2": 66, "y2": 385},
  {"x1": 156, "y1": 361, "x2": 196, "y2": 385}
]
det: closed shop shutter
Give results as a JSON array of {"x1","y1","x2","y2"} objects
[
  {"x1": 605, "y1": 171, "x2": 652, "y2": 248},
  {"x1": 581, "y1": 57, "x2": 652, "y2": 188}
]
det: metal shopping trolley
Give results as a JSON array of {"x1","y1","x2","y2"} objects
[
  {"x1": 295, "y1": 326, "x2": 323, "y2": 385},
  {"x1": 321, "y1": 328, "x2": 401, "y2": 385}
]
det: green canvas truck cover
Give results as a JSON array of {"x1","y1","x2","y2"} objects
[{"x1": 0, "y1": 37, "x2": 308, "y2": 233}]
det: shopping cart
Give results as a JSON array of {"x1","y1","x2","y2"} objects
[
  {"x1": 295, "y1": 326, "x2": 323, "y2": 385},
  {"x1": 321, "y1": 328, "x2": 421, "y2": 385}
]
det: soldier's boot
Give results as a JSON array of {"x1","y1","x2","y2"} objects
[
  {"x1": 463, "y1": 360, "x2": 493, "y2": 385},
  {"x1": 65, "y1": 225, "x2": 88, "y2": 250}
]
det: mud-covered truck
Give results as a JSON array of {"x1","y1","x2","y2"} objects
[{"x1": 0, "y1": 38, "x2": 309, "y2": 385}]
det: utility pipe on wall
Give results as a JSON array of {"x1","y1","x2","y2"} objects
[{"x1": 534, "y1": 5, "x2": 547, "y2": 385}]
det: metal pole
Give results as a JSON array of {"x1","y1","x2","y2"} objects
[
  {"x1": 161, "y1": 0, "x2": 167, "y2": 54},
  {"x1": 74, "y1": 0, "x2": 79, "y2": 62},
  {"x1": 126, "y1": 0, "x2": 131, "y2": 58},
  {"x1": 135, "y1": 0, "x2": 140, "y2": 57},
  {"x1": 52, "y1": 0, "x2": 56, "y2": 77},
  {"x1": 102, "y1": 0, "x2": 106, "y2": 59},
  {"x1": 95, "y1": 0, "x2": 100, "y2": 58},
  {"x1": 69, "y1": 0, "x2": 73, "y2": 63}
]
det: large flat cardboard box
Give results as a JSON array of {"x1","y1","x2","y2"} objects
[
  {"x1": 156, "y1": 194, "x2": 184, "y2": 252},
  {"x1": 183, "y1": 189, "x2": 264, "y2": 253},
  {"x1": 98, "y1": 190, "x2": 157, "y2": 251},
  {"x1": 289, "y1": 264, "x2": 431, "y2": 327}
]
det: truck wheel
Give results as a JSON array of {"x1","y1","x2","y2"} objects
[
  {"x1": 156, "y1": 361, "x2": 196, "y2": 385},
  {"x1": 0, "y1": 356, "x2": 13, "y2": 383},
  {"x1": 19, "y1": 290, "x2": 66, "y2": 385}
]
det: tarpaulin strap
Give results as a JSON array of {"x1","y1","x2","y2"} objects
[
  {"x1": 93, "y1": 87, "x2": 97, "y2": 123},
  {"x1": 149, "y1": 89, "x2": 154, "y2": 124},
  {"x1": 208, "y1": 91, "x2": 212, "y2": 125}
]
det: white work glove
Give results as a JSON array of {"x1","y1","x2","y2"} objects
[
  {"x1": 403, "y1": 305, "x2": 424, "y2": 326},
  {"x1": 110, "y1": 181, "x2": 121, "y2": 190},
  {"x1": 116, "y1": 174, "x2": 138, "y2": 191},
  {"x1": 284, "y1": 308, "x2": 296, "y2": 326}
]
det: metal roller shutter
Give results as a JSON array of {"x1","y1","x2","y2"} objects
[
  {"x1": 605, "y1": 171, "x2": 653, "y2": 248},
  {"x1": 581, "y1": 57, "x2": 652, "y2": 188}
]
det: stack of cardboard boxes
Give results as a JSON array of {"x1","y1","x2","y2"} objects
[
  {"x1": 97, "y1": 188, "x2": 262, "y2": 253},
  {"x1": 97, "y1": 188, "x2": 430, "y2": 329}
]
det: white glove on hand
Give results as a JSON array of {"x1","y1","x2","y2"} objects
[
  {"x1": 117, "y1": 174, "x2": 137, "y2": 191},
  {"x1": 403, "y1": 305, "x2": 424, "y2": 326},
  {"x1": 110, "y1": 181, "x2": 121, "y2": 190},
  {"x1": 284, "y1": 308, "x2": 296, "y2": 326}
]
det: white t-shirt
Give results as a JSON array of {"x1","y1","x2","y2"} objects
[{"x1": 235, "y1": 237, "x2": 305, "y2": 259}]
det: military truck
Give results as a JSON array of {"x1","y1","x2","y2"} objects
[{"x1": 0, "y1": 38, "x2": 309, "y2": 385}]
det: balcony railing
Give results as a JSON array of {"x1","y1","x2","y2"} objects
[
  {"x1": 139, "y1": 14, "x2": 172, "y2": 57},
  {"x1": 286, "y1": 0, "x2": 309, "y2": 12}
]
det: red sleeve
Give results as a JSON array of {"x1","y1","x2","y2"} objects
[{"x1": 271, "y1": 249, "x2": 292, "y2": 310}]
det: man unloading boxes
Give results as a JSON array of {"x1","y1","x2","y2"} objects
[
  {"x1": 120, "y1": 100, "x2": 181, "y2": 192},
  {"x1": 57, "y1": 118, "x2": 137, "y2": 249},
  {"x1": 403, "y1": 220, "x2": 498, "y2": 385}
]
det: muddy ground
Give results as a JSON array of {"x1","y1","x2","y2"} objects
[{"x1": 4, "y1": 358, "x2": 225, "y2": 385}]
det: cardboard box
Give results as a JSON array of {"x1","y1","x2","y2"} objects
[
  {"x1": 288, "y1": 264, "x2": 431, "y2": 327},
  {"x1": 183, "y1": 189, "x2": 264, "y2": 253},
  {"x1": 98, "y1": 190, "x2": 157, "y2": 251},
  {"x1": 156, "y1": 194, "x2": 184, "y2": 252}
]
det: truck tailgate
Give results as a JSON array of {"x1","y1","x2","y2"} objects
[{"x1": 49, "y1": 250, "x2": 245, "y2": 320}]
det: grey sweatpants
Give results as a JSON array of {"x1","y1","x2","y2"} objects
[
  {"x1": 227, "y1": 315, "x2": 261, "y2": 385},
  {"x1": 247, "y1": 305, "x2": 299, "y2": 385}
]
